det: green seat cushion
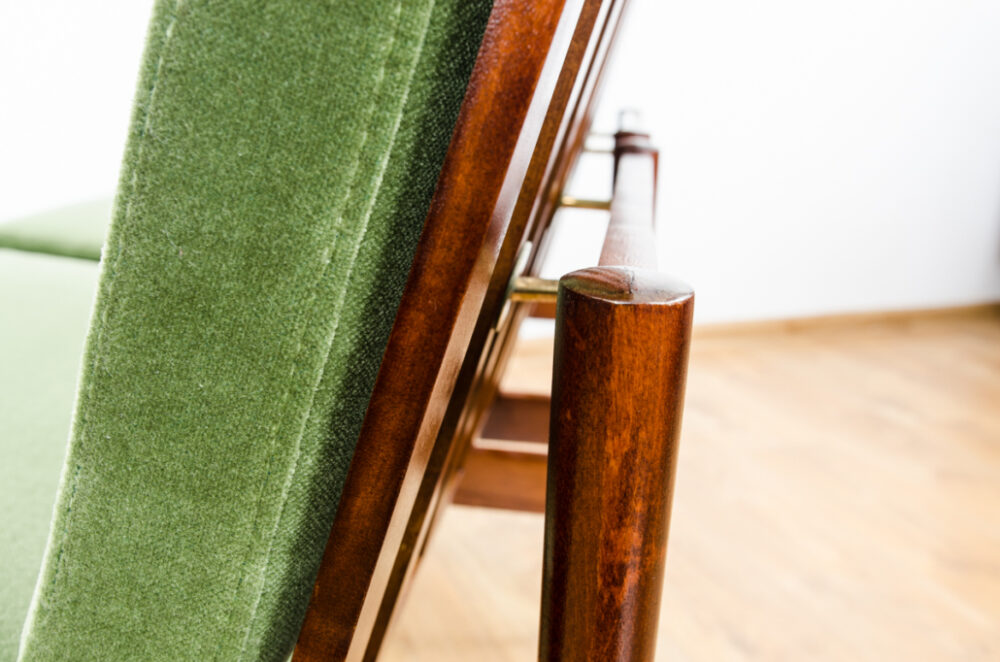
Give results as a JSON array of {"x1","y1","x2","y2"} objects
[
  {"x1": 17, "y1": 1, "x2": 492, "y2": 661},
  {"x1": 0, "y1": 200, "x2": 111, "y2": 262},
  {"x1": 0, "y1": 250, "x2": 99, "y2": 661}
]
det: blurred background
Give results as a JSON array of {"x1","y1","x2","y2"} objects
[
  {"x1": 2, "y1": 2, "x2": 998, "y2": 660},
  {"x1": 4, "y1": 0, "x2": 1000, "y2": 324}
]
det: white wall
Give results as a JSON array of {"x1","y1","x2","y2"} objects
[
  {"x1": 550, "y1": 0, "x2": 1000, "y2": 323},
  {"x1": 0, "y1": 3, "x2": 152, "y2": 218},
  {"x1": 3, "y1": 1, "x2": 1000, "y2": 324}
]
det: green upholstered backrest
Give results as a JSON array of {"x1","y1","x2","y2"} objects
[{"x1": 17, "y1": 1, "x2": 492, "y2": 660}]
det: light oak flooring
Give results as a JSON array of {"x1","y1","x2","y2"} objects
[{"x1": 381, "y1": 309, "x2": 1000, "y2": 661}]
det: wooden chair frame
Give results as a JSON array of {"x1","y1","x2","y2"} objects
[{"x1": 293, "y1": 1, "x2": 692, "y2": 660}]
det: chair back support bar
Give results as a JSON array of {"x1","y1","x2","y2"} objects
[
  {"x1": 348, "y1": 1, "x2": 637, "y2": 658},
  {"x1": 293, "y1": 1, "x2": 620, "y2": 659},
  {"x1": 430, "y1": 0, "x2": 632, "y2": 520}
]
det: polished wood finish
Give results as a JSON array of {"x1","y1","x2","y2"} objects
[
  {"x1": 480, "y1": 392, "x2": 551, "y2": 444},
  {"x1": 294, "y1": 1, "x2": 573, "y2": 659},
  {"x1": 360, "y1": 1, "x2": 634, "y2": 657},
  {"x1": 600, "y1": 131, "x2": 658, "y2": 268},
  {"x1": 295, "y1": 0, "x2": 659, "y2": 658},
  {"x1": 427, "y1": 0, "x2": 632, "y2": 526},
  {"x1": 529, "y1": 300, "x2": 559, "y2": 319},
  {"x1": 528, "y1": 128, "x2": 660, "y2": 315},
  {"x1": 383, "y1": 309, "x2": 1000, "y2": 661},
  {"x1": 453, "y1": 127, "x2": 665, "y2": 518},
  {"x1": 540, "y1": 267, "x2": 694, "y2": 662},
  {"x1": 452, "y1": 441, "x2": 548, "y2": 512}
]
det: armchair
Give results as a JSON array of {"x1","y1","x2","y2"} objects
[{"x1": 0, "y1": 1, "x2": 692, "y2": 660}]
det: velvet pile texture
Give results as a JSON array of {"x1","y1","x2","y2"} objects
[
  {"x1": 16, "y1": 0, "x2": 492, "y2": 660},
  {"x1": 0, "y1": 200, "x2": 111, "y2": 261}
]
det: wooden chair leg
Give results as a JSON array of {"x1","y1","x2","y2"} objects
[{"x1": 540, "y1": 266, "x2": 694, "y2": 662}]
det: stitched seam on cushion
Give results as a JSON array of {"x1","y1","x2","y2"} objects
[
  {"x1": 234, "y1": 1, "x2": 436, "y2": 655},
  {"x1": 214, "y1": 3, "x2": 410, "y2": 658},
  {"x1": 38, "y1": 0, "x2": 184, "y2": 621}
]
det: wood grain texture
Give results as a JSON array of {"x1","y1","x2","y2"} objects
[
  {"x1": 296, "y1": 0, "x2": 645, "y2": 657},
  {"x1": 426, "y1": 0, "x2": 627, "y2": 525},
  {"x1": 359, "y1": 0, "x2": 633, "y2": 657},
  {"x1": 293, "y1": 1, "x2": 571, "y2": 659},
  {"x1": 479, "y1": 392, "x2": 551, "y2": 444},
  {"x1": 600, "y1": 131, "x2": 658, "y2": 268},
  {"x1": 422, "y1": 0, "x2": 631, "y2": 556},
  {"x1": 456, "y1": 125, "x2": 676, "y2": 517},
  {"x1": 540, "y1": 267, "x2": 694, "y2": 662},
  {"x1": 452, "y1": 442, "x2": 548, "y2": 512},
  {"x1": 381, "y1": 309, "x2": 1000, "y2": 662}
]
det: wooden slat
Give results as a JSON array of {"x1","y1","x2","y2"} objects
[
  {"x1": 358, "y1": 2, "x2": 633, "y2": 657},
  {"x1": 452, "y1": 443, "x2": 548, "y2": 513},
  {"x1": 599, "y1": 131, "x2": 658, "y2": 268},
  {"x1": 480, "y1": 391, "x2": 551, "y2": 444},
  {"x1": 293, "y1": 2, "x2": 576, "y2": 660},
  {"x1": 430, "y1": 0, "x2": 632, "y2": 533},
  {"x1": 529, "y1": 301, "x2": 558, "y2": 318}
]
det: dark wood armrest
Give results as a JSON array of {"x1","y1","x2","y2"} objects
[
  {"x1": 540, "y1": 129, "x2": 694, "y2": 661},
  {"x1": 450, "y1": 121, "x2": 693, "y2": 660},
  {"x1": 599, "y1": 130, "x2": 659, "y2": 269}
]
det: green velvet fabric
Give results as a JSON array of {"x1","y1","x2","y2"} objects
[
  {"x1": 0, "y1": 250, "x2": 99, "y2": 662},
  {"x1": 16, "y1": 1, "x2": 492, "y2": 660},
  {"x1": 0, "y1": 200, "x2": 111, "y2": 261}
]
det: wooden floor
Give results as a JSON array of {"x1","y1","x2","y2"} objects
[{"x1": 380, "y1": 309, "x2": 1000, "y2": 661}]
